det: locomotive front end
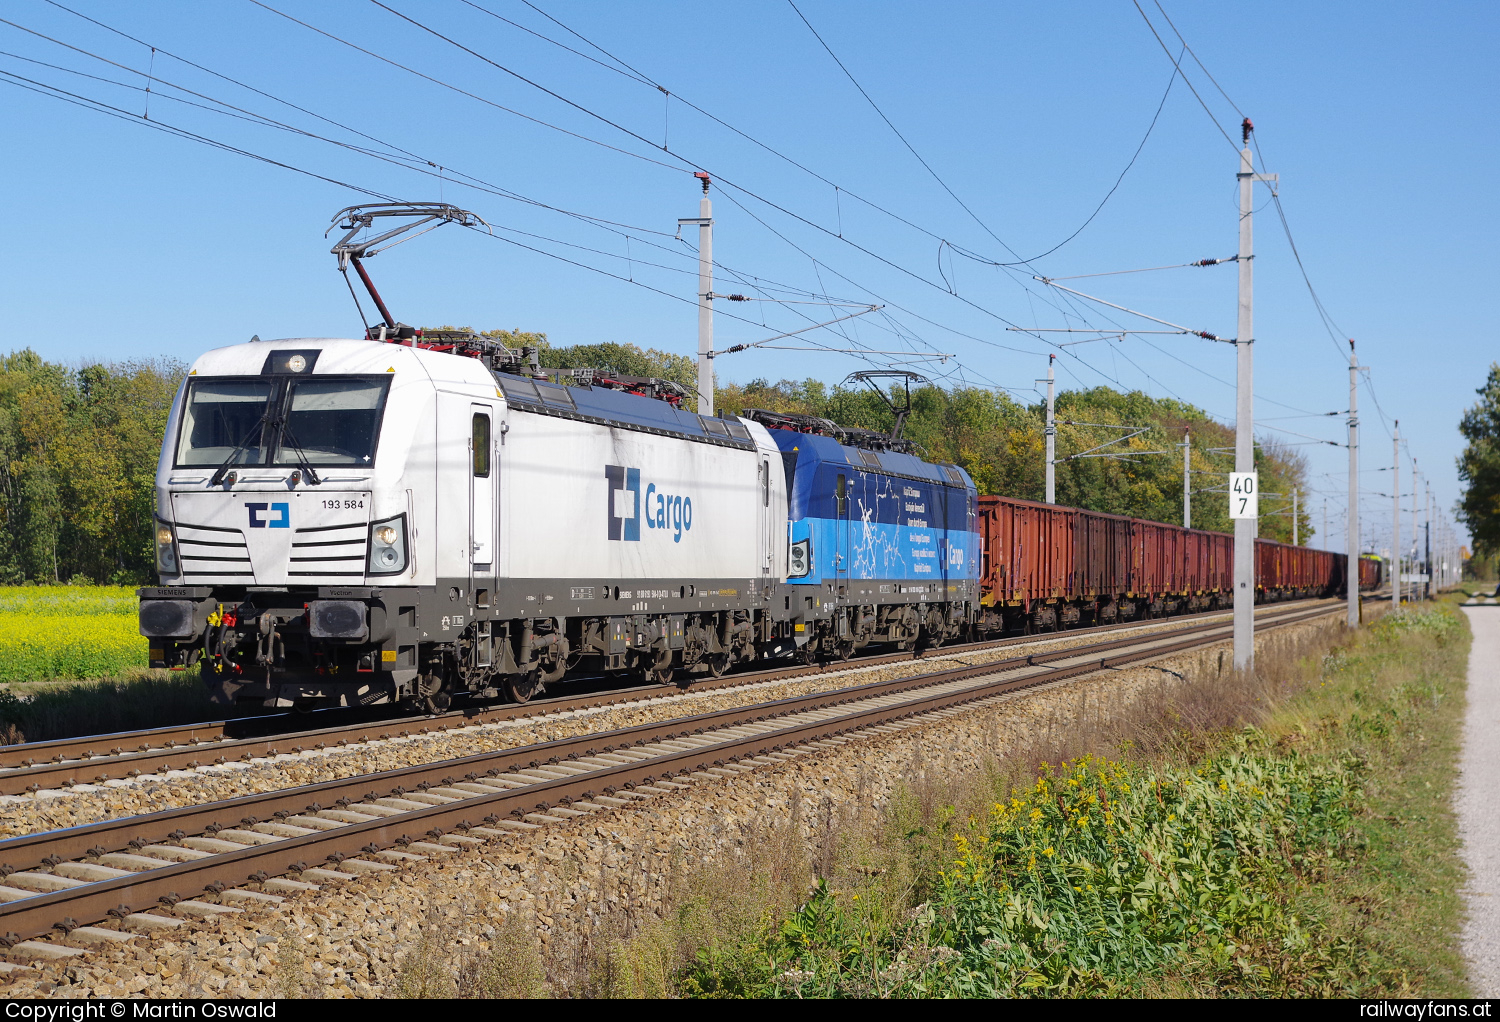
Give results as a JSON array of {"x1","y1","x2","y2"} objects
[{"x1": 140, "y1": 338, "x2": 429, "y2": 708}]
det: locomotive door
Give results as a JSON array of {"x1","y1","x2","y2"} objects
[
  {"x1": 759, "y1": 458, "x2": 773, "y2": 576},
  {"x1": 469, "y1": 404, "x2": 497, "y2": 581},
  {"x1": 835, "y1": 472, "x2": 850, "y2": 581}
]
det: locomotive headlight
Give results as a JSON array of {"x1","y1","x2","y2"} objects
[
  {"x1": 367, "y1": 514, "x2": 408, "y2": 576},
  {"x1": 154, "y1": 519, "x2": 179, "y2": 576},
  {"x1": 788, "y1": 539, "x2": 811, "y2": 578}
]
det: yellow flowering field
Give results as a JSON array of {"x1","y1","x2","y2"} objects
[{"x1": 0, "y1": 586, "x2": 146, "y2": 682}]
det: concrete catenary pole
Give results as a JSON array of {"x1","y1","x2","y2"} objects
[
  {"x1": 1045, "y1": 355, "x2": 1056, "y2": 504},
  {"x1": 1182, "y1": 428, "x2": 1192, "y2": 528},
  {"x1": 1233, "y1": 123, "x2": 1271, "y2": 673},
  {"x1": 1348, "y1": 342, "x2": 1360, "y2": 627},
  {"x1": 689, "y1": 173, "x2": 714, "y2": 415},
  {"x1": 1411, "y1": 457, "x2": 1421, "y2": 600},
  {"x1": 1426, "y1": 482, "x2": 1433, "y2": 597},
  {"x1": 1393, "y1": 422, "x2": 1402, "y2": 611}
]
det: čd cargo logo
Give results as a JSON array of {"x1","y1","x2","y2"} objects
[
  {"x1": 606, "y1": 465, "x2": 693, "y2": 543},
  {"x1": 245, "y1": 502, "x2": 289, "y2": 528}
]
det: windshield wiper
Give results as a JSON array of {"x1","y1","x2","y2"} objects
[
  {"x1": 209, "y1": 412, "x2": 271, "y2": 487},
  {"x1": 278, "y1": 422, "x2": 322, "y2": 486}
]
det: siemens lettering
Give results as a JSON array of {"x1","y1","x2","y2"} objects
[{"x1": 644, "y1": 482, "x2": 693, "y2": 542}]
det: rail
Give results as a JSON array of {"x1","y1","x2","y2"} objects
[
  {"x1": 0, "y1": 602, "x2": 1340, "y2": 951},
  {"x1": 0, "y1": 597, "x2": 1347, "y2": 795}
]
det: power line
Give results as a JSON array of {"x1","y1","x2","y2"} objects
[
  {"x1": 1149, "y1": 1, "x2": 1244, "y2": 119},
  {"x1": 40, "y1": 0, "x2": 424, "y2": 164},
  {"x1": 325, "y1": 0, "x2": 1170, "y2": 397},
  {"x1": 18, "y1": 2, "x2": 1311, "y2": 422},
  {"x1": 253, "y1": 0, "x2": 1088, "y2": 367},
  {"x1": 1013, "y1": 51, "x2": 1181, "y2": 263},
  {"x1": 245, "y1": 0, "x2": 688, "y2": 175},
  {"x1": 1129, "y1": 0, "x2": 1238, "y2": 150},
  {"x1": 0, "y1": 65, "x2": 918, "y2": 370},
  {"x1": 0, "y1": 12, "x2": 691, "y2": 243},
  {"x1": 8, "y1": 11, "x2": 1028, "y2": 391},
  {"x1": 784, "y1": 0, "x2": 1025, "y2": 263}
]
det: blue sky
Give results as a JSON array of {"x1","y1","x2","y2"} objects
[{"x1": 2, "y1": 0, "x2": 1493, "y2": 559}]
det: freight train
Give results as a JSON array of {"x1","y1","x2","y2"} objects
[{"x1": 138, "y1": 331, "x2": 1373, "y2": 712}]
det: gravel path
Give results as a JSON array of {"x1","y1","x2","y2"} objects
[{"x1": 1460, "y1": 605, "x2": 1500, "y2": 995}]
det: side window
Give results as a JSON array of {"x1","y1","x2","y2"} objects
[
  {"x1": 762, "y1": 460, "x2": 770, "y2": 507},
  {"x1": 472, "y1": 414, "x2": 490, "y2": 478},
  {"x1": 836, "y1": 473, "x2": 848, "y2": 516}
]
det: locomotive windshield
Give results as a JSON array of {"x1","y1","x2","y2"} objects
[
  {"x1": 175, "y1": 376, "x2": 391, "y2": 468},
  {"x1": 176, "y1": 380, "x2": 273, "y2": 467},
  {"x1": 274, "y1": 378, "x2": 388, "y2": 465}
]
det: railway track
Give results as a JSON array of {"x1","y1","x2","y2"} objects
[
  {"x1": 0, "y1": 596, "x2": 1346, "y2": 797},
  {"x1": 0, "y1": 600, "x2": 1340, "y2": 957}
]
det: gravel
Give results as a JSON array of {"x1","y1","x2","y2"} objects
[
  {"x1": 0, "y1": 611, "x2": 1261, "y2": 841},
  {"x1": 0, "y1": 614, "x2": 1338, "y2": 997}
]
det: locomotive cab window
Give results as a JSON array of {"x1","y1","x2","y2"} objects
[
  {"x1": 836, "y1": 473, "x2": 848, "y2": 515},
  {"x1": 177, "y1": 375, "x2": 390, "y2": 468},
  {"x1": 176, "y1": 380, "x2": 274, "y2": 467},
  {"x1": 274, "y1": 378, "x2": 390, "y2": 466},
  {"x1": 472, "y1": 413, "x2": 491, "y2": 477}
]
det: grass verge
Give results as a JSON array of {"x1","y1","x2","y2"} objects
[
  {"x1": 583, "y1": 601, "x2": 1468, "y2": 997},
  {"x1": 665, "y1": 601, "x2": 1471, "y2": 997},
  {"x1": 0, "y1": 584, "x2": 228, "y2": 744},
  {"x1": 0, "y1": 669, "x2": 218, "y2": 745}
]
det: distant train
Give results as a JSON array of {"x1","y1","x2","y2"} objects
[
  {"x1": 138, "y1": 331, "x2": 1370, "y2": 712},
  {"x1": 972, "y1": 494, "x2": 1383, "y2": 631}
]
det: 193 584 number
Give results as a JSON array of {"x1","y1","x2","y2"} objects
[{"x1": 321, "y1": 499, "x2": 365, "y2": 510}]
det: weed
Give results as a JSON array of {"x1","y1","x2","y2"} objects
[{"x1": 663, "y1": 601, "x2": 1469, "y2": 998}]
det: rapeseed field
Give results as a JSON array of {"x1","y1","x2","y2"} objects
[{"x1": 0, "y1": 585, "x2": 145, "y2": 682}]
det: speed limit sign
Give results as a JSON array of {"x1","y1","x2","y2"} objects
[{"x1": 1229, "y1": 472, "x2": 1258, "y2": 519}]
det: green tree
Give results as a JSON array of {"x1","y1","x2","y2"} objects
[
  {"x1": 0, "y1": 350, "x2": 183, "y2": 584},
  {"x1": 1458, "y1": 363, "x2": 1500, "y2": 555}
]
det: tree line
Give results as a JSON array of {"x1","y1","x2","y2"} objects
[
  {"x1": 1459, "y1": 363, "x2": 1500, "y2": 562},
  {"x1": 0, "y1": 350, "x2": 181, "y2": 585},
  {"x1": 0, "y1": 336, "x2": 1311, "y2": 584}
]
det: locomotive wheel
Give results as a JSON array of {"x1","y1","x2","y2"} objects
[
  {"x1": 646, "y1": 650, "x2": 675, "y2": 686},
  {"x1": 706, "y1": 652, "x2": 732, "y2": 678},
  {"x1": 412, "y1": 671, "x2": 449, "y2": 714},
  {"x1": 506, "y1": 671, "x2": 542, "y2": 704},
  {"x1": 835, "y1": 639, "x2": 856, "y2": 661}
]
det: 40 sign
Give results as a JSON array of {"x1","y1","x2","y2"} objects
[{"x1": 1230, "y1": 472, "x2": 1259, "y2": 519}]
